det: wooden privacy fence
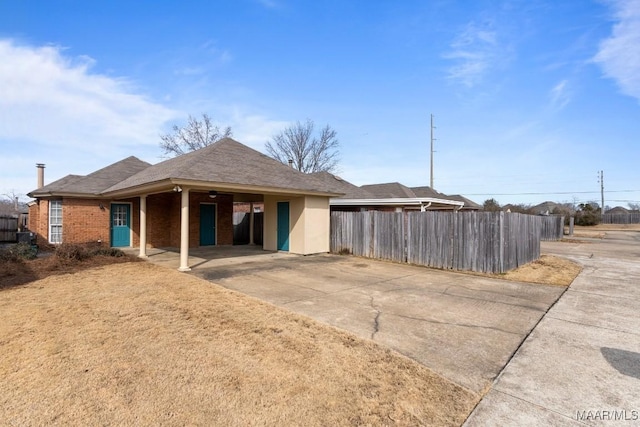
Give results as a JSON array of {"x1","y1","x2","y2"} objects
[
  {"x1": 602, "y1": 213, "x2": 640, "y2": 224},
  {"x1": 540, "y1": 215, "x2": 565, "y2": 241},
  {"x1": 0, "y1": 216, "x2": 19, "y2": 242},
  {"x1": 330, "y1": 211, "x2": 558, "y2": 274}
]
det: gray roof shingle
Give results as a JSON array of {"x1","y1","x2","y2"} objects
[
  {"x1": 360, "y1": 182, "x2": 416, "y2": 198},
  {"x1": 105, "y1": 138, "x2": 340, "y2": 195},
  {"x1": 30, "y1": 157, "x2": 151, "y2": 196},
  {"x1": 308, "y1": 172, "x2": 374, "y2": 199}
]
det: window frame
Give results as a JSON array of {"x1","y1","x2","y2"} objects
[{"x1": 49, "y1": 199, "x2": 63, "y2": 244}]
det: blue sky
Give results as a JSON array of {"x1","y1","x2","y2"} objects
[{"x1": 1, "y1": 0, "x2": 639, "y2": 208}]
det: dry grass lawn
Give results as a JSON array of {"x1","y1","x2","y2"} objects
[
  {"x1": 0, "y1": 262, "x2": 477, "y2": 426},
  {"x1": 495, "y1": 254, "x2": 581, "y2": 286}
]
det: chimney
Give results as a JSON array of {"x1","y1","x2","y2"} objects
[
  {"x1": 288, "y1": 159, "x2": 293, "y2": 168},
  {"x1": 36, "y1": 163, "x2": 45, "y2": 189}
]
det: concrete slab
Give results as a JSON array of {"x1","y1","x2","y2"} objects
[
  {"x1": 164, "y1": 250, "x2": 566, "y2": 394},
  {"x1": 465, "y1": 230, "x2": 640, "y2": 426}
]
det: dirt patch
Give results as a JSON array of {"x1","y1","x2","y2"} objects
[
  {"x1": 0, "y1": 251, "x2": 140, "y2": 289},
  {"x1": 0, "y1": 262, "x2": 477, "y2": 426},
  {"x1": 494, "y1": 255, "x2": 581, "y2": 286}
]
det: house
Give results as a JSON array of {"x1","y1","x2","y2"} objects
[
  {"x1": 28, "y1": 138, "x2": 342, "y2": 271},
  {"x1": 310, "y1": 175, "x2": 478, "y2": 211}
]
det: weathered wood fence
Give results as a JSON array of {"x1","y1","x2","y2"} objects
[
  {"x1": 331, "y1": 211, "x2": 562, "y2": 273},
  {"x1": 602, "y1": 213, "x2": 640, "y2": 224},
  {"x1": 0, "y1": 216, "x2": 19, "y2": 242},
  {"x1": 540, "y1": 215, "x2": 565, "y2": 241}
]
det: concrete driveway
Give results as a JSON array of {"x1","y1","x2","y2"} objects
[
  {"x1": 163, "y1": 248, "x2": 566, "y2": 394},
  {"x1": 465, "y1": 230, "x2": 640, "y2": 425}
]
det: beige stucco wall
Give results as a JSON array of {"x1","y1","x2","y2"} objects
[{"x1": 263, "y1": 194, "x2": 330, "y2": 255}]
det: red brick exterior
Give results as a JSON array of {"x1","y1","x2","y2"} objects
[{"x1": 29, "y1": 191, "x2": 233, "y2": 248}]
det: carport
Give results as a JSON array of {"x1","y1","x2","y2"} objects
[{"x1": 101, "y1": 138, "x2": 342, "y2": 271}]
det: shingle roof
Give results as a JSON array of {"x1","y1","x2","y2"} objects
[
  {"x1": 30, "y1": 157, "x2": 151, "y2": 196},
  {"x1": 105, "y1": 138, "x2": 340, "y2": 195},
  {"x1": 360, "y1": 182, "x2": 416, "y2": 198},
  {"x1": 445, "y1": 194, "x2": 482, "y2": 210},
  {"x1": 308, "y1": 172, "x2": 374, "y2": 199},
  {"x1": 410, "y1": 186, "x2": 448, "y2": 199}
]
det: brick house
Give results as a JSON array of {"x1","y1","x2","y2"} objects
[{"x1": 28, "y1": 138, "x2": 341, "y2": 271}]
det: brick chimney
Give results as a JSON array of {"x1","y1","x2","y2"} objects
[{"x1": 36, "y1": 163, "x2": 45, "y2": 189}]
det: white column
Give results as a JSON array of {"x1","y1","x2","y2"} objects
[
  {"x1": 178, "y1": 188, "x2": 191, "y2": 271},
  {"x1": 139, "y1": 195, "x2": 148, "y2": 258},
  {"x1": 249, "y1": 202, "x2": 255, "y2": 245}
]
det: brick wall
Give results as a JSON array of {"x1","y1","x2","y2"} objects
[
  {"x1": 30, "y1": 191, "x2": 234, "y2": 248},
  {"x1": 146, "y1": 191, "x2": 234, "y2": 248},
  {"x1": 62, "y1": 198, "x2": 110, "y2": 245},
  {"x1": 28, "y1": 199, "x2": 50, "y2": 245},
  {"x1": 189, "y1": 192, "x2": 233, "y2": 246}
]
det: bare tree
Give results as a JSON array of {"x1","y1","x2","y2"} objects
[
  {"x1": 160, "y1": 113, "x2": 232, "y2": 157},
  {"x1": 266, "y1": 119, "x2": 339, "y2": 173},
  {"x1": 628, "y1": 202, "x2": 640, "y2": 211},
  {"x1": 0, "y1": 191, "x2": 26, "y2": 216}
]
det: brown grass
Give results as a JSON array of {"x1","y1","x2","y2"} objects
[
  {"x1": 0, "y1": 262, "x2": 477, "y2": 426},
  {"x1": 495, "y1": 254, "x2": 581, "y2": 286}
]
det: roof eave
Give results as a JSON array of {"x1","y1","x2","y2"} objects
[{"x1": 102, "y1": 178, "x2": 343, "y2": 198}]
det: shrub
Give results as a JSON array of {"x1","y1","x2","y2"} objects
[
  {"x1": 0, "y1": 243, "x2": 37, "y2": 261},
  {"x1": 89, "y1": 247, "x2": 125, "y2": 257},
  {"x1": 54, "y1": 243, "x2": 90, "y2": 261}
]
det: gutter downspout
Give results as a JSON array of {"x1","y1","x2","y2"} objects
[{"x1": 420, "y1": 202, "x2": 432, "y2": 212}]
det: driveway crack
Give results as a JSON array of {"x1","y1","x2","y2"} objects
[
  {"x1": 370, "y1": 296, "x2": 381, "y2": 340},
  {"x1": 390, "y1": 312, "x2": 522, "y2": 336}
]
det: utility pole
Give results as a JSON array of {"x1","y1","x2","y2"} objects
[
  {"x1": 599, "y1": 170, "x2": 605, "y2": 215},
  {"x1": 430, "y1": 114, "x2": 435, "y2": 189}
]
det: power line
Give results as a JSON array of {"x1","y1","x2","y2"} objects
[{"x1": 461, "y1": 189, "x2": 640, "y2": 196}]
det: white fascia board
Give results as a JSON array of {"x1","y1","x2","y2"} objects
[{"x1": 330, "y1": 197, "x2": 465, "y2": 207}]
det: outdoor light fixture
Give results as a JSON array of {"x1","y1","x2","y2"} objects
[
  {"x1": 208, "y1": 190, "x2": 218, "y2": 199},
  {"x1": 173, "y1": 185, "x2": 182, "y2": 192}
]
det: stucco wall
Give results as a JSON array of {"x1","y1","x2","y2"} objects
[{"x1": 263, "y1": 194, "x2": 330, "y2": 255}]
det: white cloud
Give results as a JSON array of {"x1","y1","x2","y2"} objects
[
  {"x1": 227, "y1": 107, "x2": 290, "y2": 150},
  {"x1": 0, "y1": 39, "x2": 178, "y2": 196},
  {"x1": 593, "y1": 0, "x2": 640, "y2": 101},
  {"x1": 549, "y1": 79, "x2": 571, "y2": 110},
  {"x1": 444, "y1": 21, "x2": 502, "y2": 87}
]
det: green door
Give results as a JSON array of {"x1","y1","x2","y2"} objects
[
  {"x1": 200, "y1": 204, "x2": 217, "y2": 246},
  {"x1": 111, "y1": 204, "x2": 131, "y2": 247},
  {"x1": 277, "y1": 202, "x2": 289, "y2": 251}
]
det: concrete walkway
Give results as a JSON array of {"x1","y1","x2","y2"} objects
[{"x1": 465, "y1": 231, "x2": 640, "y2": 426}]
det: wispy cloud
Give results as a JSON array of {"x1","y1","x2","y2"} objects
[
  {"x1": 0, "y1": 39, "x2": 177, "y2": 149},
  {"x1": 0, "y1": 39, "x2": 178, "y2": 194},
  {"x1": 593, "y1": 0, "x2": 640, "y2": 101},
  {"x1": 444, "y1": 20, "x2": 502, "y2": 87},
  {"x1": 549, "y1": 79, "x2": 571, "y2": 110}
]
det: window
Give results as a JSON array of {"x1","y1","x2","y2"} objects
[
  {"x1": 49, "y1": 200, "x2": 62, "y2": 244},
  {"x1": 112, "y1": 205, "x2": 128, "y2": 227}
]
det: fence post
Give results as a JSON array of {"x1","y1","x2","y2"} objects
[
  {"x1": 569, "y1": 217, "x2": 574, "y2": 236},
  {"x1": 499, "y1": 211, "x2": 505, "y2": 274}
]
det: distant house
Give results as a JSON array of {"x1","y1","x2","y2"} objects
[
  {"x1": 28, "y1": 138, "x2": 342, "y2": 270},
  {"x1": 605, "y1": 206, "x2": 629, "y2": 215},
  {"x1": 309, "y1": 175, "x2": 479, "y2": 212}
]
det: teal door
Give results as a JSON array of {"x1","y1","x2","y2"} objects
[
  {"x1": 200, "y1": 204, "x2": 217, "y2": 246},
  {"x1": 111, "y1": 204, "x2": 131, "y2": 247},
  {"x1": 277, "y1": 202, "x2": 289, "y2": 251}
]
